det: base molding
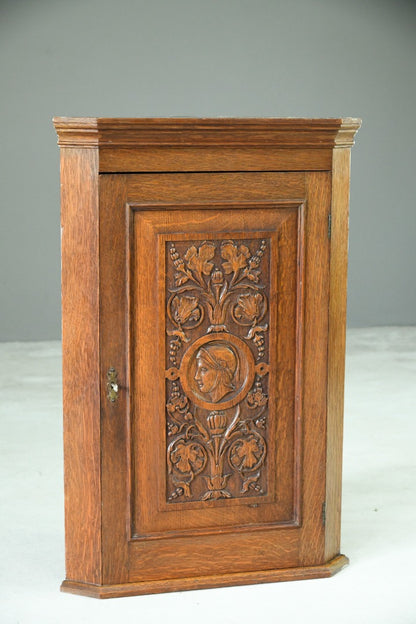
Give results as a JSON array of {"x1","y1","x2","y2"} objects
[{"x1": 61, "y1": 554, "x2": 349, "y2": 599}]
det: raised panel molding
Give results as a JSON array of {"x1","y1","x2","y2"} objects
[{"x1": 128, "y1": 200, "x2": 304, "y2": 541}]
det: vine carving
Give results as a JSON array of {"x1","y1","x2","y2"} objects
[{"x1": 166, "y1": 238, "x2": 270, "y2": 502}]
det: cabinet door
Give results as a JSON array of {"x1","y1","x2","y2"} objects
[{"x1": 99, "y1": 171, "x2": 331, "y2": 586}]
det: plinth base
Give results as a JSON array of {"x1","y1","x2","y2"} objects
[{"x1": 61, "y1": 554, "x2": 349, "y2": 599}]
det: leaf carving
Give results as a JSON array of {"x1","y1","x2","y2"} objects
[
  {"x1": 184, "y1": 241, "x2": 215, "y2": 277},
  {"x1": 167, "y1": 238, "x2": 270, "y2": 501},
  {"x1": 246, "y1": 269, "x2": 260, "y2": 283},
  {"x1": 221, "y1": 241, "x2": 250, "y2": 274},
  {"x1": 229, "y1": 435, "x2": 265, "y2": 471},
  {"x1": 234, "y1": 292, "x2": 265, "y2": 323},
  {"x1": 174, "y1": 272, "x2": 190, "y2": 286},
  {"x1": 170, "y1": 440, "x2": 206, "y2": 474},
  {"x1": 235, "y1": 438, "x2": 259, "y2": 468},
  {"x1": 171, "y1": 295, "x2": 200, "y2": 326}
]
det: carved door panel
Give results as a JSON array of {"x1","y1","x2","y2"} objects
[{"x1": 99, "y1": 172, "x2": 331, "y2": 584}]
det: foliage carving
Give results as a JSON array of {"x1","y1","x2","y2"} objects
[{"x1": 166, "y1": 238, "x2": 271, "y2": 501}]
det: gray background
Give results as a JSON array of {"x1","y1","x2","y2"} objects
[{"x1": 1, "y1": 0, "x2": 415, "y2": 341}]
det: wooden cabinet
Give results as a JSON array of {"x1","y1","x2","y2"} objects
[{"x1": 53, "y1": 117, "x2": 360, "y2": 598}]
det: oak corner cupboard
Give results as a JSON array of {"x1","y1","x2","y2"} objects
[{"x1": 53, "y1": 116, "x2": 361, "y2": 599}]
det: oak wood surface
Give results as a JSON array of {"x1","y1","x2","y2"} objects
[
  {"x1": 325, "y1": 148, "x2": 352, "y2": 560},
  {"x1": 99, "y1": 147, "x2": 333, "y2": 173},
  {"x1": 60, "y1": 147, "x2": 101, "y2": 584},
  {"x1": 95, "y1": 171, "x2": 332, "y2": 584},
  {"x1": 61, "y1": 554, "x2": 349, "y2": 599},
  {"x1": 53, "y1": 117, "x2": 360, "y2": 173},
  {"x1": 53, "y1": 117, "x2": 361, "y2": 148},
  {"x1": 131, "y1": 206, "x2": 295, "y2": 529},
  {"x1": 54, "y1": 117, "x2": 360, "y2": 598},
  {"x1": 99, "y1": 174, "x2": 130, "y2": 584},
  {"x1": 298, "y1": 172, "x2": 331, "y2": 566},
  {"x1": 98, "y1": 173, "x2": 306, "y2": 583}
]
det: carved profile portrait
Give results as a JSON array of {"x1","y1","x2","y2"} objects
[{"x1": 194, "y1": 344, "x2": 239, "y2": 403}]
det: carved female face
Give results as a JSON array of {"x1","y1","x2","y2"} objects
[
  {"x1": 195, "y1": 356, "x2": 217, "y2": 394},
  {"x1": 194, "y1": 344, "x2": 238, "y2": 403}
]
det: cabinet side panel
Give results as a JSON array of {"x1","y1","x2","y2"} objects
[
  {"x1": 299, "y1": 172, "x2": 331, "y2": 565},
  {"x1": 325, "y1": 148, "x2": 351, "y2": 560},
  {"x1": 60, "y1": 148, "x2": 102, "y2": 583}
]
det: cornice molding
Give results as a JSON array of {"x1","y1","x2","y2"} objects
[{"x1": 53, "y1": 117, "x2": 361, "y2": 149}]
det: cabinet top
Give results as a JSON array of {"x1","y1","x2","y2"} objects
[{"x1": 53, "y1": 117, "x2": 361, "y2": 149}]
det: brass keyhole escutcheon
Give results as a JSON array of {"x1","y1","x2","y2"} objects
[{"x1": 106, "y1": 368, "x2": 119, "y2": 403}]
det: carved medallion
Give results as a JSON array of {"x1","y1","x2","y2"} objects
[
  {"x1": 166, "y1": 238, "x2": 270, "y2": 502},
  {"x1": 180, "y1": 333, "x2": 255, "y2": 410}
]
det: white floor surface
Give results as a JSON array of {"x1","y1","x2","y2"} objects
[{"x1": 0, "y1": 327, "x2": 415, "y2": 624}]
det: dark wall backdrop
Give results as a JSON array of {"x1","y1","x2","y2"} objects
[{"x1": 1, "y1": 0, "x2": 415, "y2": 340}]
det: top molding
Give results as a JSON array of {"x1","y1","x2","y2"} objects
[{"x1": 53, "y1": 117, "x2": 361, "y2": 149}]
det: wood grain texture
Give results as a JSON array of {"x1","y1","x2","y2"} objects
[
  {"x1": 98, "y1": 147, "x2": 332, "y2": 173},
  {"x1": 128, "y1": 527, "x2": 301, "y2": 582},
  {"x1": 98, "y1": 171, "x2": 335, "y2": 584},
  {"x1": 99, "y1": 174, "x2": 130, "y2": 584},
  {"x1": 298, "y1": 172, "x2": 331, "y2": 566},
  {"x1": 124, "y1": 175, "x2": 305, "y2": 583},
  {"x1": 54, "y1": 117, "x2": 360, "y2": 598},
  {"x1": 60, "y1": 147, "x2": 101, "y2": 583},
  {"x1": 60, "y1": 554, "x2": 349, "y2": 599},
  {"x1": 325, "y1": 148, "x2": 352, "y2": 560},
  {"x1": 129, "y1": 204, "x2": 298, "y2": 533},
  {"x1": 53, "y1": 117, "x2": 361, "y2": 148},
  {"x1": 126, "y1": 171, "x2": 305, "y2": 203},
  {"x1": 53, "y1": 118, "x2": 360, "y2": 173}
]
